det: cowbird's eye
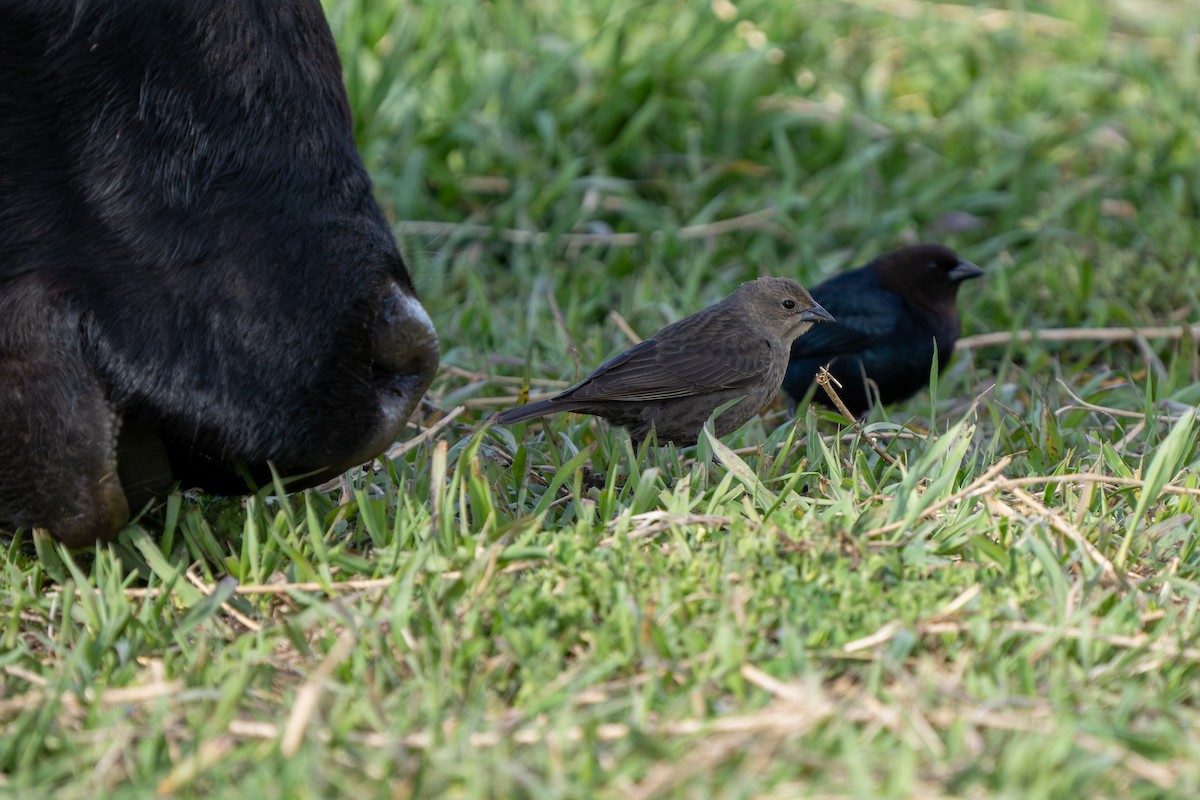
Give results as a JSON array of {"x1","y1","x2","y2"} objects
[{"x1": 782, "y1": 299, "x2": 796, "y2": 309}]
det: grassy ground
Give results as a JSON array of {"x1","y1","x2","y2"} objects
[{"x1": 5, "y1": 0, "x2": 1200, "y2": 796}]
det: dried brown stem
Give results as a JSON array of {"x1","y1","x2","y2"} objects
[
  {"x1": 815, "y1": 366, "x2": 900, "y2": 468},
  {"x1": 1007, "y1": 486, "x2": 1131, "y2": 590},
  {"x1": 396, "y1": 208, "x2": 782, "y2": 247},
  {"x1": 861, "y1": 454, "x2": 1014, "y2": 539},
  {"x1": 609, "y1": 309, "x2": 644, "y2": 345},
  {"x1": 957, "y1": 323, "x2": 1200, "y2": 350}
]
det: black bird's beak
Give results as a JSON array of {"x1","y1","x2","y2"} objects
[
  {"x1": 948, "y1": 258, "x2": 985, "y2": 282},
  {"x1": 801, "y1": 302, "x2": 835, "y2": 324}
]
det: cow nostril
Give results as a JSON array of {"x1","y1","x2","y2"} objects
[{"x1": 374, "y1": 284, "x2": 439, "y2": 381}]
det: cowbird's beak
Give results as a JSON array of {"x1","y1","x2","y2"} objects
[
  {"x1": 801, "y1": 303, "x2": 835, "y2": 324},
  {"x1": 948, "y1": 259, "x2": 984, "y2": 282}
]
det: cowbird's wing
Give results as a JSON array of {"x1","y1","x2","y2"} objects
[
  {"x1": 567, "y1": 333, "x2": 770, "y2": 402},
  {"x1": 789, "y1": 277, "x2": 904, "y2": 359}
]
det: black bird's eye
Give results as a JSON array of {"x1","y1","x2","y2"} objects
[{"x1": 782, "y1": 299, "x2": 796, "y2": 309}]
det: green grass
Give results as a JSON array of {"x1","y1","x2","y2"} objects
[{"x1": 5, "y1": 0, "x2": 1200, "y2": 796}]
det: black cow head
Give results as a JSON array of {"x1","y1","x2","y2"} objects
[{"x1": 0, "y1": 0, "x2": 439, "y2": 546}]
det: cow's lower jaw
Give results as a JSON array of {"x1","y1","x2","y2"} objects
[
  {"x1": 26, "y1": 469, "x2": 130, "y2": 548},
  {"x1": 21, "y1": 414, "x2": 131, "y2": 548},
  {"x1": 58, "y1": 470, "x2": 130, "y2": 547}
]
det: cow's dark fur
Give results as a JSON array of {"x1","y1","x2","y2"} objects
[{"x1": 0, "y1": 0, "x2": 439, "y2": 545}]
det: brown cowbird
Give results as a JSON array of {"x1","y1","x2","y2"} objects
[
  {"x1": 782, "y1": 243, "x2": 983, "y2": 417},
  {"x1": 496, "y1": 278, "x2": 834, "y2": 445}
]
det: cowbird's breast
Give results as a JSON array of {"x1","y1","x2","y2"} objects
[{"x1": 845, "y1": 303, "x2": 953, "y2": 406}]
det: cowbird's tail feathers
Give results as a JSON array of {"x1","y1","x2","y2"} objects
[{"x1": 494, "y1": 398, "x2": 562, "y2": 425}]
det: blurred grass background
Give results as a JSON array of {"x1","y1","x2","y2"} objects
[
  {"x1": 329, "y1": 0, "x2": 1200, "y2": 414},
  {"x1": 4, "y1": 0, "x2": 1200, "y2": 797}
]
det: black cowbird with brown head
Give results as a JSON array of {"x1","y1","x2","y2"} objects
[
  {"x1": 496, "y1": 278, "x2": 834, "y2": 446},
  {"x1": 782, "y1": 244, "x2": 983, "y2": 417}
]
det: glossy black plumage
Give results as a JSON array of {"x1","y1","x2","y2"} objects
[
  {"x1": 497, "y1": 277, "x2": 834, "y2": 445},
  {"x1": 782, "y1": 244, "x2": 983, "y2": 417}
]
